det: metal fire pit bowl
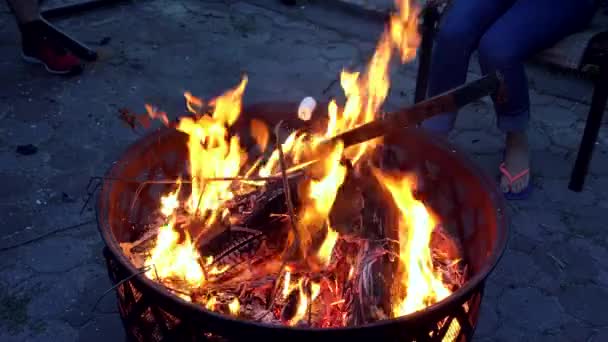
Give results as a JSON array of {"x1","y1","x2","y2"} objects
[{"x1": 97, "y1": 102, "x2": 508, "y2": 342}]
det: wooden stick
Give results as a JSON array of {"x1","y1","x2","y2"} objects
[
  {"x1": 267, "y1": 121, "x2": 301, "y2": 310},
  {"x1": 324, "y1": 71, "x2": 502, "y2": 149},
  {"x1": 270, "y1": 72, "x2": 503, "y2": 176}
]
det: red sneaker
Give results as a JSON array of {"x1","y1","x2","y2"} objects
[{"x1": 22, "y1": 36, "x2": 83, "y2": 75}]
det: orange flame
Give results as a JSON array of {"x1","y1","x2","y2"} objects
[
  {"x1": 176, "y1": 77, "x2": 248, "y2": 226},
  {"x1": 145, "y1": 182, "x2": 206, "y2": 287},
  {"x1": 298, "y1": 141, "x2": 346, "y2": 258},
  {"x1": 372, "y1": 170, "x2": 452, "y2": 317},
  {"x1": 145, "y1": 221, "x2": 206, "y2": 287}
]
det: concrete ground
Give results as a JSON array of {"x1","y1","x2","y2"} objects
[{"x1": 0, "y1": 0, "x2": 607, "y2": 341}]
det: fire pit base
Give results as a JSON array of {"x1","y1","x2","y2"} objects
[
  {"x1": 104, "y1": 246, "x2": 484, "y2": 342},
  {"x1": 97, "y1": 102, "x2": 507, "y2": 342}
]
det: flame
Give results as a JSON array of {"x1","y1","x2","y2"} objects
[
  {"x1": 372, "y1": 170, "x2": 452, "y2": 317},
  {"x1": 176, "y1": 76, "x2": 248, "y2": 226},
  {"x1": 295, "y1": 141, "x2": 346, "y2": 258},
  {"x1": 321, "y1": 0, "x2": 419, "y2": 165},
  {"x1": 145, "y1": 78, "x2": 249, "y2": 290},
  {"x1": 145, "y1": 104, "x2": 169, "y2": 126},
  {"x1": 206, "y1": 296, "x2": 217, "y2": 310},
  {"x1": 145, "y1": 221, "x2": 206, "y2": 287},
  {"x1": 229, "y1": 298, "x2": 240, "y2": 315},
  {"x1": 288, "y1": 278, "x2": 322, "y2": 326},
  {"x1": 348, "y1": 266, "x2": 355, "y2": 280},
  {"x1": 317, "y1": 223, "x2": 339, "y2": 267},
  {"x1": 184, "y1": 91, "x2": 204, "y2": 114},
  {"x1": 282, "y1": 266, "x2": 293, "y2": 298},
  {"x1": 160, "y1": 179, "x2": 181, "y2": 217}
]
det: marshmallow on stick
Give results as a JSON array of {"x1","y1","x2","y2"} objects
[{"x1": 297, "y1": 97, "x2": 316, "y2": 121}]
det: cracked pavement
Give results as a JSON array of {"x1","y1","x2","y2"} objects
[{"x1": 1, "y1": 0, "x2": 607, "y2": 341}]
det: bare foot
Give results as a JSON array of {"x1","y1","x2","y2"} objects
[{"x1": 500, "y1": 131, "x2": 530, "y2": 194}]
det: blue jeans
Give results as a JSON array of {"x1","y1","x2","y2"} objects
[{"x1": 421, "y1": 0, "x2": 596, "y2": 134}]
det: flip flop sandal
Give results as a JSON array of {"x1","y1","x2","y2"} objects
[{"x1": 499, "y1": 162, "x2": 533, "y2": 200}]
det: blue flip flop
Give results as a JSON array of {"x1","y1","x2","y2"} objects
[{"x1": 499, "y1": 162, "x2": 533, "y2": 200}]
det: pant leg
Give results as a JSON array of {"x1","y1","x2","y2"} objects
[
  {"x1": 421, "y1": 0, "x2": 516, "y2": 134},
  {"x1": 478, "y1": 0, "x2": 596, "y2": 133}
]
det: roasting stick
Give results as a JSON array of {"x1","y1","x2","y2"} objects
[
  {"x1": 266, "y1": 121, "x2": 301, "y2": 311},
  {"x1": 273, "y1": 71, "x2": 504, "y2": 179},
  {"x1": 323, "y1": 71, "x2": 503, "y2": 149}
]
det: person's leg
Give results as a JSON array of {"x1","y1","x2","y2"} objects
[
  {"x1": 6, "y1": 0, "x2": 83, "y2": 75},
  {"x1": 420, "y1": 0, "x2": 516, "y2": 134},
  {"x1": 477, "y1": 0, "x2": 596, "y2": 194},
  {"x1": 6, "y1": 0, "x2": 39, "y2": 23}
]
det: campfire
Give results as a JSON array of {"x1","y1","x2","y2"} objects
[{"x1": 97, "y1": 1, "x2": 507, "y2": 341}]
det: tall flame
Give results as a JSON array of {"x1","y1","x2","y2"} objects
[
  {"x1": 326, "y1": 0, "x2": 419, "y2": 164},
  {"x1": 373, "y1": 170, "x2": 452, "y2": 317},
  {"x1": 297, "y1": 141, "x2": 347, "y2": 258},
  {"x1": 176, "y1": 77, "x2": 248, "y2": 227}
]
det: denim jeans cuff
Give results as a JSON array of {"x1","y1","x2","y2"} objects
[{"x1": 496, "y1": 110, "x2": 530, "y2": 133}]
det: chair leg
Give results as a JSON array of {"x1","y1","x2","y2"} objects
[
  {"x1": 568, "y1": 63, "x2": 608, "y2": 192},
  {"x1": 414, "y1": 7, "x2": 439, "y2": 103}
]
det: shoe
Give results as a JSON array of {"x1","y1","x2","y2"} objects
[{"x1": 22, "y1": 36, "x2": 83, "y2": 75}]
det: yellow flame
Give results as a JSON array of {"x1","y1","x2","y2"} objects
[
  {"x1": 298, "y1": 141, "x2": 346, "y2": 258},
  {"x1": 160, "y1": 180, "x2": 181, "y2": 217},
  {"x1": 317, "y1": 223, "x2": 339, "y2": 267},
  {"x1": 372, "y1": 170, "x2": 452, "y2": 317},
  {"x1": 317, "y1": 0, "x2": 419, "y2": 165},
  {"x1": 288, "y1": 279, "x2": 322, "y2": 326},
  {"x1": 145, "y1": 222, "x2": 206, "y2": 287},
  {"x1": 282, "y1": 266, "x2": 293, "y2": 298},
  {"x1": 206, "y1": 296, "x2": 217, "y2": 310},
  {"x1": 176, "y1": 77, "x2": 248, "y2": 226},
  {"x1": 228, "y1": 298, "x2": 240, "y2": 315}
]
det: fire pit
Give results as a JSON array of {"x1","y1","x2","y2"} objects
[
  {"x1": 96, "y1": 1, "x2": 507, "y2": 340},
  {"x1": 97, "y1": 101, "x2": 507, "y2": 342}
]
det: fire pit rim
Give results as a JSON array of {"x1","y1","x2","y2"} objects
[{"x1": 96, "y1": 102, "x2": 508, "y2": 336}]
